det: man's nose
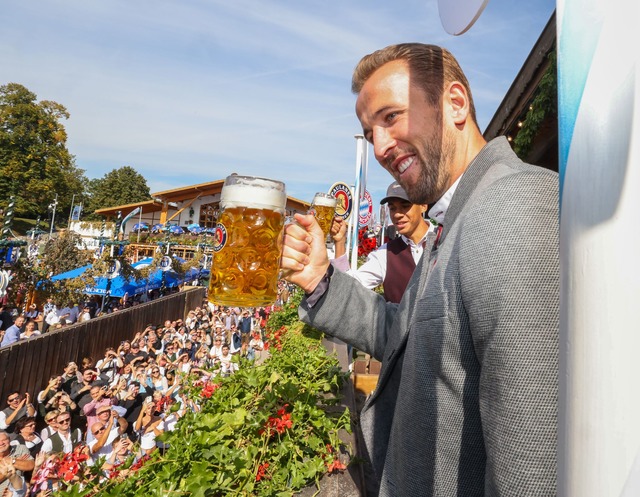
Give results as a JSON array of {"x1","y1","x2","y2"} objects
[{"x1": 372, "y1": 127, "x2": 397, "y2": 163}]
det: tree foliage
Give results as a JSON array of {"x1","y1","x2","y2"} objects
[
  {"x1": 39, "y1": 230, "x2": 91, "y2": 278},
  {"x1": 0, "y1": 83, "x2": 87, "y2": 218},
  {"x1": 85, "y1": 166, "x2": 151, "y2": 218}
]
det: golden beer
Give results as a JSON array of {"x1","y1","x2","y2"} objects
[
  {"x1": 208, "y1": 175, "x2": 286, "y2": 307},
  {"x1": 310, "y1": 192, "x2": 337, "y2": 238}
]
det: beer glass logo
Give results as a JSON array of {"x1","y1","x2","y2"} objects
[
  {"x1": 329, "y1": 182, "x2": 353, "y2": 220},
  {"x1": 213, "y1": 223, "x2": 228, "y2": 252}
]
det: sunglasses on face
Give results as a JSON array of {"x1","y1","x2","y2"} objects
[
  {"x1": 93, "y1": 426, "x2": 106, "y2": 435},
  {"x1": 58, "y1": 418, "x2": 71, "y2": 424},
  {"x1": 7, "y1": 396, "x2": 20, "y2": 402}
]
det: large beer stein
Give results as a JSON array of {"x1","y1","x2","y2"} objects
[
  {"x1": 309, "y1": 192, "x2": 337, "y2": 239},
  {"x1": 208, "y1": 175, "x2": 287, "y2": 307}
]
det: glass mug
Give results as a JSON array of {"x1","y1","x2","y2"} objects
[
  {"x1": 309, "y1": 192, "x2": 337, "y2": 239},
  {"x1": 208, "y1": 175, "x2": 287, "y2": 307}
]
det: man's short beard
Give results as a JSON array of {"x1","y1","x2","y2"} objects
[{"x1": 404, "y1": 129, "x2": 455, "y2": 205}]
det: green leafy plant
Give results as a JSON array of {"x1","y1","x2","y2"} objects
[{"x1": 56, "y1": 318, "x2": 352, "y2": 496}]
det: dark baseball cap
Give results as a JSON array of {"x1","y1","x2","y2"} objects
[{"x1": 380, "y1": 181, "x2": 411, "y2": 204}]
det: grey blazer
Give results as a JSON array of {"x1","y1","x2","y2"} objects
[{"x1": 300, "y1": 137, "x2": 558, "y2": 496}]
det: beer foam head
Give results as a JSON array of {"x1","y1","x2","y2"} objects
[
  {"x1": 312, "y1": 194, "x2": 337, "y2": 208},
  {"x1": 221, "y1": 176, "x2": 286, "y2": 211}
]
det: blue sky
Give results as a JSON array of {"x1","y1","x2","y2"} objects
[{"x1": 1, "y1": 0, "x2": 555, "y2": 209}]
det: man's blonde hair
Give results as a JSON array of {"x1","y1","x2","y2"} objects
[{"x1": 352, "y1": 43, "x2": 478, "y2": 125}]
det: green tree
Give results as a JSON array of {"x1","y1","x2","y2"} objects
[
  {"x1": 0, "y1": 83, "x2": 87, "y2": 218},
  {"x1": 85, "y1": 166, "x2": 151, "y2": 218}
]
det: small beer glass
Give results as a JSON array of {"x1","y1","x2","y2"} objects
[{"x1": 309, "y1": 192, "x2": 337, "y2": 240}]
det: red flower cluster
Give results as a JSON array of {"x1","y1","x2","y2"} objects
[
  {"x1": 130, "y1": 453, "x2": 151, "y2": 472},
  {"x1": 260, "y1": 404, "x2": 293, "y2": 437},
  {"x1": 59, "y1": 446, "x2": 89, "y2": 482},
  {"x1": 154, "y1": 395, "x2": 175, "y2": 413},
  {"x1": 324, "y1": 444, "x2": 347, "y2": 473},
  {"x1": 358, "y1": 228, "x2": 378, "y2": 257},
  {"x1": 255, "y1": 462, "x2": 270, "y2": 481},
  {"x1": 201, "y1": 381, "x2": 221, "y2": 399},
  {"x1": 266, "y1": 326, "x2": 287, "y2": 351}
]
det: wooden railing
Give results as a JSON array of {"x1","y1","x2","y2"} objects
[{"x1": 0, "y1": 287, "x2": 206, "y2": 404}]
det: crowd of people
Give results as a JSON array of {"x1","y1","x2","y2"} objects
[
  {"x1": 0, "y1": 287, "x2": 191, "y2": 349},
  {"x1": 0, "y1": 298, "x2": 279, "y2": 496}
]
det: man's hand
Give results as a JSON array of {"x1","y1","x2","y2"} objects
[
  {"x1": 330, "y1": 216, "x2": 347, "y2": 243},
  {"x1": 281, "y1": 213, "x2": 330, "y2": 294}
]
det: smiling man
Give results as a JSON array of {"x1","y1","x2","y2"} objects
[
  {"x1": 281, "y1": 43, "x2": 558, "y2": 496},
  {"x1": 331, "y1": 181, "x2": 431, "y2": 303}
]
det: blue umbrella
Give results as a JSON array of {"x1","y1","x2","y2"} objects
[
  {"x1": 187, "y1": 223, "x2": 201, "y2": 231},
  {"x1": 132, "y1": 223, "x2": 149, "y2": 232},
  {"x1": 151, "y1": 223, "x2": 164, "y2": 234},
  {"x1": 189, "y1": 226, "x2": 204, "y2": 235},
  {"x1": 49, "y1": 264, "x2": 92, "y2": 282},
  {"x1": 169, "y1": 225, "x2": 184, "y2": 235}
]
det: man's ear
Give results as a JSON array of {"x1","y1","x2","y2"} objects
[{"x1": 446, "y1": 81, "x2": 470, "y2": 125}]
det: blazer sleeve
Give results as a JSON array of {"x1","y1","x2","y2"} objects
[
  {"x1": 299, "y1": 269, "x2": 400, "y2": 360},
  {"x1": 459, "y1": 170, "x2": 558, "y2": 496}
]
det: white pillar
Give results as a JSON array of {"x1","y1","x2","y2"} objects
[{"x1": 558, "y1": 0, "x2": 640, "y2": 495}]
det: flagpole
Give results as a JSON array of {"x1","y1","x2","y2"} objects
[
  {"x1": 350, "y1": 135, "x2": 368, "y2": 270},
  {"x1": 68, "y1": 194, "x2": 76, "y2": 226},
  {"x1": 137, "y1": 207, "x2": 143, "y2": 244}
]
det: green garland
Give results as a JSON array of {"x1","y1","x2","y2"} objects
[{"x1": 513, "y1": 50, "x2": 557, "y2": 159}]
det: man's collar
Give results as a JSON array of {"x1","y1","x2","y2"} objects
[
  {"x1": 428, "y1": 176, "x2": 462, "y2": 224},
  {"x1": 400, "y1": 228, "x2": 430, "y2": 247}
]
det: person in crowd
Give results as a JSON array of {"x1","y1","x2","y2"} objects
[
  {"x1": 1, "y1": 315, "x2": 25, "y2": 348},
  {"x1": 10, "y1": 417, "x2": 42, "y2": 458},
  {"x1": 19, "y1": 320, "x2": 40, "y2": 340},
  {"x1": 77, "y1": 306, "x2": 91, "y2": 323},
  {"x1": 83, "y1": 385, "x2": 116, "y2": 435},
  {"x1": 39, "y1": 411, "x2": 83, "y2": 455},
  {"x1": 102, "y1": 436, "x2": 134, "y2": 477},
  {"x1": 238, "y1": 310, "x2": 252, "y2": 336},
  {"x1": 0, "y1": 430, "x2": 31, "y2": 496},
  {"x1": 146, "y1": 366, "x2": 168, "y2": 394},
  {"x1": 70, "y1": 369, "x2": 100, "y2": 411},
  {"x1": 281, "y1": 43, "x2": 558, "y2": 495},
  {"x1": 59, "y1": 362, "x2": 79, "y2": 394},
  {"x1": 218, "y1": 344, "x2": 237, "y2": 377},
  {"x1": 208, "y1": 336, "x2": 224, "y2": 365},
  {"x1": 229, "y1": 327, "x2": 242, "y2": 355},
  {"x1": 41, "y1": 390, "x2": 75, "y2": 420},
  {"x1": 39, "y1": 411, "x2": 59, "y2": 442},
  {"x1": 41, "y1": 297, "x2": 57, "y2": 333},
  {"x1": 87, "y1": 406, "x2": 128, "y2": 464},
  {"x1": 238, "y1": 340, "x2": 255, "y2": 363},
  {"x1": 120, "y1": 382, "x2": 147, "y2": 437},
  {"x1": 249, "y1": 332, "x2": 264, "y2": 362},
  {"x1": 134, "y1": 399, "x2": 163, "y2": 456},
  {"x1": 96, "y1": 347, "x2": 123, "y2": 384},
  {"x1": 24, "y1": 304, "x2": 41, "y2": 328},
  {"x1": 332, "y1": 181, "x2": 432, "y2": 303},
  {"x1": 36, "y1": 376, "x2": 63, "y2": 417},
  {"x1": 125, "y1": 342, "x2": 148, "y2": 364},
  {"x1": 0, "y1": 391, "x2": 36, "y2": 434}
]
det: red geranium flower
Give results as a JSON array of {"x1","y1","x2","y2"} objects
[{"x1": 255, "y1": 462, "x2": 270, "y2": 481}]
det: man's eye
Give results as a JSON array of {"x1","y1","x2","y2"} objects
[{"x1": 385, "y1": 112, "x2": 398, "y2": 122}]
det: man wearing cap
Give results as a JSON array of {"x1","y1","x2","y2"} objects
[
  {"x1": 88, "y1": 405, "x2": 128, "y2": 460},
  {"x1": 331, "y1": 181, "x2": 432, "y2": 303}
]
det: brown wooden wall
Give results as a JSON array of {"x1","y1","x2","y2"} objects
[{"x1": 0, "y1": 288, "x2": 206, "y2": 405}]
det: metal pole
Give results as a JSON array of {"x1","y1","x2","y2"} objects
[
  {"x1": 68, "y1": 194, "x2": 76, "y2": 226},
  {"x1": 48, "y1": 194, "x2": 58, "y2": 240}
]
